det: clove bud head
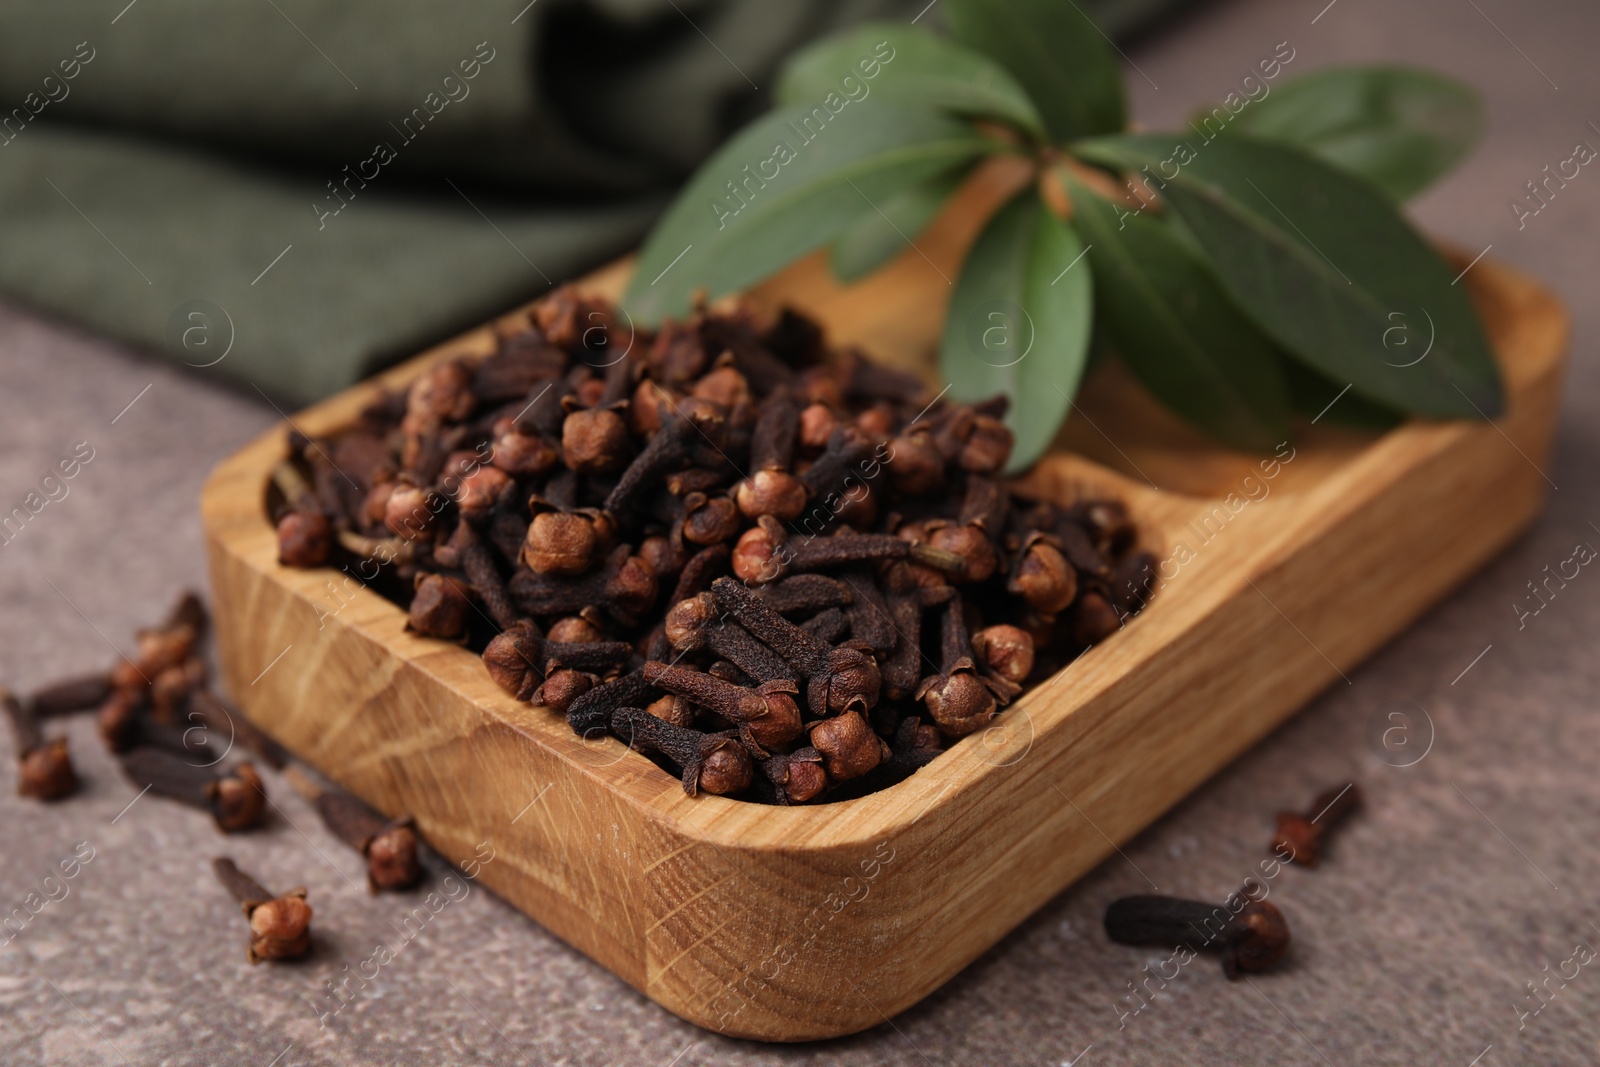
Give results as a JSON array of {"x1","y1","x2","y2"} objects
[
  {"x1": 887, "y1": 434, "x2": 944, "y2": 496},
  {"x1": 730, "y1": 523, "x2": 783, "y2": 585},
  {"x1": 276, "y1": 510, "x2": 332, "y2": 568},
  {"x1": 918, "y1": 667, "x2": 997, "y2": 738},
  {"x1": 696, "y1": 740, "x2": 755, "y2": 796},
  {"x1": 407, "y1": 573, "x2": 471, "y2": 639},
  {"x1": 971, "y1": 625, "x2": 1035, "y2": 685},
  {"x1": 646, "y1": 693, "x2": 697, "y2": 729},
  {"x1": 482, "y1": 623, "x2": 541, "y2": 701},
  {"x1": 682, "y1": 495, "x2": 742, "y2": 546},
  {"x1": 490, "y1": 429, "x2": 560, "y2": 476},
  {"x1": 807, "y1": 711, "x2": 889, "y2": 781},
  {"x1": 18, "y1": 738, "x2": 77, "y2": 801},
  {"x1": 532, "y1": 668, "x2": 596, "y2": 716},
  {"x1": 208, "y1": 763, "x2": 267, "y2": 832},
  {"x1": 365, "y1": 822, "x2": 423, "y2": 892},
  {"x1": 454, "y1": 466, "x2": 513, "y2": 516},
  {"x1": 798, "y1": 402, "x2": 838, "y2": 451},
  {"x1": 734, "y1": 469, "x2": 808, "y2": 522},
  {"x1": 663, "y1": 592, "x2": 719, "y2": 651},
  {"x1": 928, "y1": 522, "x2": 998, "y2": 584},
  {"x1": 1009, "y1": 537, "x2": 1077, "y2": 618},
  {"x1": 1070, "y1": 591, "x2": 1121, "y2": 646},
  {"x1": 245, "y1": 891, "x2": 314, "y2": 963},
  {"x1": 816, "y1": 647, "x2": 882, "y2": 717},
  {"x1": 1228, "y1": 900, "x2": 1291, "y2": 977},
  {"x1": 764, "y1": 748, "x2": 828, "y2": 805},
  {"x1": 524, "y1": 509, "x2": 608, "y2": 576},
  {"x1": 1272, "y1": 814, "x2": 1326, "y2": 868},
  {"x1": 562, "y1": 408, "x2": 631, "y2": 474},
  {"x1": 738, "y1": 685, "x2": 804, "y2": 751},
  {"x1": 384, "y1": 483, "x2": 438, "y2": 542},
  {"x1": 547, "y1": 615, "x2": 606, "y2": 644},
  {"x1": 959, "y1": 415, "x2": 1013, "y2": 473}
]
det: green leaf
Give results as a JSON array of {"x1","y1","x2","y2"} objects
[
  {"x1": 1064, "y1": 178, "x2": 1290, "y2": 451},
  {"x1": 945, "y1": 0, "x2": 1126, "y2": 142},
  {"x1": 939, "y1": 192, "x2": 1092, "y2": 473},
  {"x1": 1073, "y1": 133, "x2": 1505, "y2": 417},
  {"x1": 1216, "y1": 65, "x2": 1483, "y2": 201},
  {"x1": 1280, "y1": 357, "x2": 1403, "y2": 429},
  {"x1": 777, "y1": 23, "x2": 1046, "y2": 140},
  {"x1": 830, "y1": 166, "x2": 969, "y2": 282},
  {"x1": 623, "y1": 104, "x2": 991, "y2": 325}
]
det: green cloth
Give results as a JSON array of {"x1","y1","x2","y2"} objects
[{"x1": 0, "y1": 0, "x2": 1192, "y2": 404}]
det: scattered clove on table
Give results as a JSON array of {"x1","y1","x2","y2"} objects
[
  {"x1": 269, "y1": 290, "x2": 1159, "y2": 804},
  {"x1": 119, "y1": 747, "x2": 267, "y2": 832},
  {"x1": 4, "y1": 686, "x2": 77, "y2": 801},
  {"x1": 1104, "y1": 891, "x2": 1291, "y2": 979},
  {"x1": 212, "y1": 857, "x2": 313, "y2": 963},
  {"x1": 285, "y1": 765, "x2": 423, "y2": 892}
]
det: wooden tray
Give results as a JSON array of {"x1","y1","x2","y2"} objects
[{"x1": 200, "y1": 168, "x2": 1567, "y2": 1041}]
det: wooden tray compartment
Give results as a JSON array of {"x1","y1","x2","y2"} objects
[{"x1": 200, "y1": 178, "x2": 1566, "y2": 1041}]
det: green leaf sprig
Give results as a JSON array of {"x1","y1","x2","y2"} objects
[{"x1": 624, "y1": 2, "x2": 1497, "y2": 472}]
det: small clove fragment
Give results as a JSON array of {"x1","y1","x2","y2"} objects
[
  {"x1": 285, "y1": 765, "x2": 423, "y2": 892},
  {"x1": 270, "y1": 290, "x2": 1157, "y2": 804},
  {"x1": 212, "y1": 857, "x2": 313, "y2": 963},
  {"x1": 1104, "y1": 892, "x2": 1291, "y2": 979}
]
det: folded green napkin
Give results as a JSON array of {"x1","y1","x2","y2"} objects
[{"x1": 0, "y1": 0, "x2": 1191, "y2": 404}]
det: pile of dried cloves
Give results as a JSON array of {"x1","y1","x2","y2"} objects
[{"x1": 275, "y1": 288, "x2": 1156, "y2": 803}]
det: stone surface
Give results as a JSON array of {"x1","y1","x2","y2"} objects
[{"x1": 3, "y1": 0, "x2": 1600, "y2": 1063}]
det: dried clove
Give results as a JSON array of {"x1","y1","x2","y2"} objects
[
  {"x1": 119, "y1": 747, "x2": 266, "y2": 832},
  {"x1": 273, "y1": 460, "x2": 333, "y2": 568},
  {"x1": 1104, "y1": 893, "x2": 1291, "y2": 979},
  {"x1": 407, "y1": 573, "x2": 472, "y2": 639},
  {"x1": 611, "y1": 706, "x2": 752, "y2": 796},
  {"x1": 734, "y1": 389, "x2": 806, "y2": 520},
  {"x1": 5, "y1": 687, "x2": 77, "y2": 801},
  {"x1": 806, "y1": 710, "x2": 889, "y2": 781},
  {"x1": 1272, "y1": 783, "x2": 1363, "y2": 867},
  {"x1": 212, "y1": 857, "x2": 313, "y2": 964},
  {"x1": 1008, "y1": 533, "x2": 1077, "y2": 618},
  {"x1": 917, "y1": 594, "x2": 1001, "y2": 738},
  {"x1": 712, "y1": 577, "x2": 879, "y2": 716},
  {"x1": 641, "y1": 662, "x2": 803, "y2": 752},
  {"x1": 285, "y1": 766, "x2": 422, "y2": 892},
  {"x1": 761, "y1": 747, "x2": 828, "y2": 805},
  {"x1": 605, "y1": 403, "x2": 726, "y2": 515},
  {"x1": 481, "y1": 620, "x2": 634, "y2": 702}
]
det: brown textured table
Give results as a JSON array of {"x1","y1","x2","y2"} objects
[{"x1": 3, "y1": 0, "x2": 1598, "y2": 1063}]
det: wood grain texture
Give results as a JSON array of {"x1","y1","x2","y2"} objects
[{"x1": 200, "y1": 163, "x2": 1567, "y2": 1040}]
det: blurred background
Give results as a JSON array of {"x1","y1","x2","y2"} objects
[
  {"x1": 0, "y1": 0, "x2": 1184, "y2": 404},
  {"x1": 4, "y1": 1, "x2": 1600, "y2": 1064}
]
